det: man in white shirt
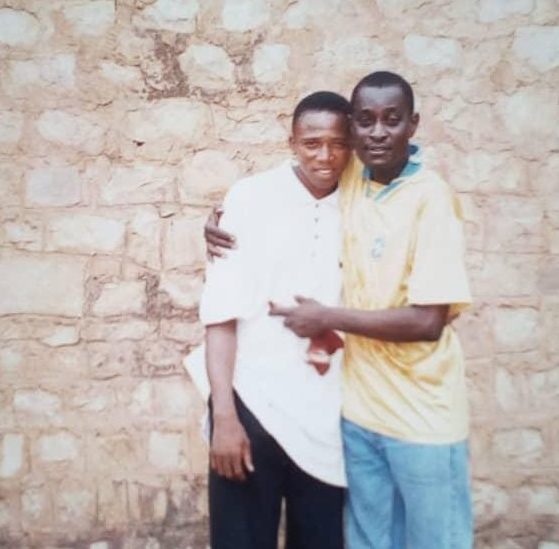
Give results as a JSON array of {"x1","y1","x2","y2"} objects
[{"x1": 200, "y1": 92, "x2": 352, "y2": 549}]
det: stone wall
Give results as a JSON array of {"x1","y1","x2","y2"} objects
[{"x1": 0, "y1": 0, "x2": 558, "y2": 547}]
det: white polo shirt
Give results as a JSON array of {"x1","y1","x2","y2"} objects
[{"x1": 199, "y1": 160, "x2": 345, "y2": 487}]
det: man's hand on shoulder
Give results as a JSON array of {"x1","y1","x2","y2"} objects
[
  {"x1": 205, "y1": 205, "x2": 236, "y2": 261},
  {"x1": 210, "y1": 414, "x2": 254, "y2": 482}
]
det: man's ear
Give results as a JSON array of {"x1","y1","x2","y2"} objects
[
  {"x1": 288, "y1": 133, "x2": 295, "y2": 151},
  {"x1": 409, "y1": 112, "x2": 420, "y2": 138}
]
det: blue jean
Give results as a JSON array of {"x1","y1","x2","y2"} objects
[{"x1": 342, "y1": 418, "x2": 473, "y2": 549}]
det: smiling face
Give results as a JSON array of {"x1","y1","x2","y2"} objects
[
  {"x1": 289, "y1": 110, "x2": 351, "y2": 199},
  {"x1": 351, "y1": 84, "x2": 419, "y2": 185}
]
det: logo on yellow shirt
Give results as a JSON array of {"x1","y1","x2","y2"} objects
[{"x1": 371, "y1": 236, "x2": 386, "y2": 260}]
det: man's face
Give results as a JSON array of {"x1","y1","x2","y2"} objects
[
  {"x1": 289, "y1": 110, "x2": 351, "y2": 199},
  {"x1": 351, "y1": 85, "x2": 419, "y2": 181}
]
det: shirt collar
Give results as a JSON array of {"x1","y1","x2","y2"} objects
[
  {"x1": 362, "y1": 144, "x2": 422, "y2": 203},
  {"x1": 362, "y1": 143, "x2": 422, "y2": 183},
  {"x1": 283, "y1": 160, "x2": 340, "y2": 207}
]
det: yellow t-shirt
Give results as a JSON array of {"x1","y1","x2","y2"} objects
[{"x1": 339, "y1": 154, "x2": 471, "y2": 444}]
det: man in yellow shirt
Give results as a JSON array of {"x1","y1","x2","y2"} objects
[{"x1": 271, "y1": 72, "x2": 473, "y2": 549}]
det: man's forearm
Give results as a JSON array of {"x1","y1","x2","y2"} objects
[
  {"x1": 321, "y1": 304, "x2": 449, "y2": 342},
  {"x1": 205, "y1": 320, "x2": 237, "y2": 418}
]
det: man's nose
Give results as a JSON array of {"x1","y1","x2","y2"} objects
[
  {"x1": 369, "y1": 122, "x2": 387, "y2": 139},
  {"x1": 317, "y1": 144, "x2": 332, "y2": 160}
]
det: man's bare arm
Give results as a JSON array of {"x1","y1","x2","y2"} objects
[
  {"x1": 270, "y1": 297, "x2": 448, "y2": 342},
  {"x1": 206, "y1": 320, "x2": 254, "y2": 481}
]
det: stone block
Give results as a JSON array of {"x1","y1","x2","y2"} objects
[
  {"x1": 46, "y1": 214, "x2": 125, "y2": 253},
  {"x1": 159, "y1": 272, "x2": 203, "y2": 309},
  {"x1": 55, "y1": 483, "x2": 95, "y2": 528},
  {"x1": 221, "y1": 0, "x2": 270, "y2": 31},
  {"x1": 0, "y1": 210, "x2": 43, "y2": 252},
  {"x1": 469, "y1": 253, "x2": 539, "y2": 297},
  {"x1": 7, "y1": 55, "x2": 76, "y2": 95},
  {"x1": 153, "y1": 377, "x2": 192, "y2": 417},
  {"x1": 253, "y1": 44, "x2": 290, "y2": 84},
  {"x1": 134, "y1": 0, "x2": 199, "y2": 33},
  {"x1": 473, "y1": 480, "x2": 510, "y2": 525},
  {"x1": 496, "y1": 89, "x2": 559, "y2": 158},
  {"x1": 485, "y1": 197, "x2": 544, "y2": 253},
  {"x1": 92, "y1": 280, "x2": 147, "y2": 316},
  {"x1": 142, "y1": 340, "x2": 185, "y2": 376},
  {"x1": 0, "y1": 253, "x2": 86, "y2": 316},
  {"x1": 122, "y1": 100, "x2": 211, "y2": 150},
  {"x1": 148, "y1": 431, "x2": 182, "y2": 469},
  {"x1": 493, "y1": 307, "x2": 540, "y2": 352},
  {"x1": 539, "y1": 259, "x2": 559, "y2": 294},
  {"x1": 161, "y1": 319, "x2": 204, "y2": 343},
  {"x1": 129, "y1": 380, "x2": 153, "y2": 415},
  {"x1": 127, "y1": 207, "x2": 161, "y2": 269},
  {"x1": 492, "y1": 428, "x2": 544, "y2": 466},
  {"x1": 63, "y1": 1, "x2": 115, "y2": 37},
  {"x1": 0, "y1": 163, "x2": 22, "y2": 206},
  {"x1": 90, "y1": 434, "x2": 140, "y2": 478},
  {"x1": 88, "y1": 342, "x2": 140, "y2": 379},
  {"x1": 517, "y1": 485, "x2": 559, "y2": 515},
  {"x1": 0, "y1": 111, "x2": 23, "y2": 144},
  {"x1": 0, "y1": 434, "x2": 24, "y2": 478},
  {"x1": 82, "y1": 319, "x2": 155, "y2": 342},
  {"x1": 525, "y1": 367, "x2": 559, "y2": 408},
  {"x1": 314, "y1": 37, "x2": 386, "y2": 74},
  {"x1": 404, "y1": 34, "x2": 461, "y2": 68},
  {"x1": 495, "y1": 367, "x2": 522, "y2": 412},
  {"x1": 479, "y1": 0, "x2": 533, "y2": 22},
  {"x1": 39, "y1": 432, "x2": 79, "y2": 462},
  {"x1": 41, "y1": 325, "x2": 80, "y2": 347},
  {"x1": 164, "y1": 215, "x2": 206, "y2": 270},
  {"x1": 513, "y1": 26, "x2": 559, "y2": 72},
  {"x1": 96, "y1": 480, "x2": 128, "y2": 529},
  {"x1": 179, "y1": 150, "x2": 239, "y2": 202},
  {"x1": 25, "y1": 165, "x2": 81, "y2": 206},
  {"x1": 179, "y1": 44, "x2": 234, "y2": 89},
  {"x1": 21, "y1": 484, "x2": 51, "y2": 527},
  {"x1": 539, "y1": 543, "x2": 559, "y2": 549},
  {"x1": 14, "y1": 389, "x2": 61, "y2": 419},
  {"x1": 219, "y1": 112, "x2": 287, "y2": 144},
  {"x1": 542, "y1": 300, "x2": 559, "y2": 354},
  {"x1": 0, "y1": 344, "x2": 23, "y2": 373},
  {"x1": 101, "y1": 164, "x2": 176, "y2": 205},
  {"x1": 36, "y1": 110, "x2": 106, "y2": 155},
  {"x1": 0, "y1": 8, "x2": 40, "y2": 46}
]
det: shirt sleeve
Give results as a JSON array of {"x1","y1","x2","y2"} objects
[
  {"x1": 407, "y1": 182, "x2": 471, "y2": 315},
  {"x1": 199, "y1": 181, "x2": 267, "y2": 326}
]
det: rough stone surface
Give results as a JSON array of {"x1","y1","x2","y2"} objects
[
  {"x1": 38, "y1": 432, "x2": 78, "y2": 462},
  {"x1": 0, "y1": 434, "x2": 24, "y2": 478},
  {"x1": 63, "y1": 1, "x2": 115, "y2": 37},
  {"x1": 221, "y1": 0, "x2": 270, "y2": 31},
  {"x1": 134, "y1": 0, "x2": 200, "y2": 33},
  {"x1": 479, "y1": 0, "x2": 534, "y2": 22},
  {"x1": 92, "y1": 281, "x2": 147, "y2": 316},
  {"x1": 0, "y1": 253, "x2": 86, "y2": 316},
  {"x1": 513, "y1": 26, "x2": 559, "y2": 72},
  {"x1": 46, "y1": 214, "x2": 125, "y2": 253},
  {"x1": 0, "y1": 8, "x2": 40, "y2": 46},
  {"x1": 0, "y1": 1, "x2": 556, "y2": 546},
  {"x1": 179, "y1": 44, "x2": 234, "y2": 89},
  {"x1": 253, "y1": 44, "x2": 290, "y2": 84},
  {"x1": 0, "y1": 111, "x2": 23, "y2": 144},
  {"x1": 25, "y1": 165, "x2": 81, "y2": 206},
  {"x1": 404, "y1": 34, "x2": 461, "y2": 68}
]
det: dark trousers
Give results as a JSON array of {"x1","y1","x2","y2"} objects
[{"x1": 209, "y1": 394, "x2": 345, "y2": 549}]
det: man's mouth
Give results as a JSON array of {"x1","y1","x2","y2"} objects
[
  {"x1": 315, "y1": 167, "x2": 335, "y2": 176},
  {"x1": 366, "y1": 146, "x2": 390, "y2": 155}
]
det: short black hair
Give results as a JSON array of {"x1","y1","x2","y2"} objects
[
  {"x1": 350, "y1": 71, "x2": 415, "y2": 114},
  {"x1": 292, "y1": 91, "x2": 351, "y2": 130}
]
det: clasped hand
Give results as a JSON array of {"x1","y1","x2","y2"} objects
[{"x1": 269, "y1": 296, "x2": 327, "y2": 338}]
